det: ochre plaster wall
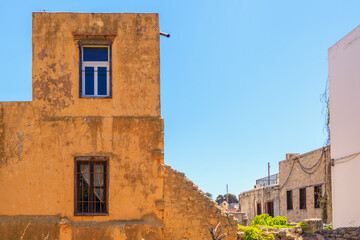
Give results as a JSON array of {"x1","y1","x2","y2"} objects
[
  {"x1": 0, "y1": 12, "x2": 241, "y2": 240},
  {"x1": 163, "y1": 165, "x2": 239, "y2": 240},
  {"x1": 32, "y1": 12, "x2": 160, "y2": 118},
  {"x1": 278, "y1": 147, "x2": 332, "y2": 223},
  {"x1": 0, "y1": 12, "x2": 165, "y2": 239}
]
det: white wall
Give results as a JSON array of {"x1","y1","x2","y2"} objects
[{"x1": 329, "y1": 25, "x2": 360, "y2": 228}]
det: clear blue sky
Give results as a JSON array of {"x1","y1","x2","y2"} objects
[{"x1": 1, "y1": 0, "x2": 360, "y2": 199}]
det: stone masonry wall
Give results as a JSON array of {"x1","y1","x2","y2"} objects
[
  {"x1": 239, "y1": 185, "x2": 280, "y2": 224},
  {"x1": 163, "y1": 165, "x2": 239, "y2": 240},
  {"x1": 279, "y1": 147, "x2": 332, "y2": 223},
  {"x1": 319, "y1": 227, "x2": 360, "y2": 240}
]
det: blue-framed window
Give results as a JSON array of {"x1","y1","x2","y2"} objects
[{"x1": 81, "y1": 46, "x2": 110, "y2": 97}]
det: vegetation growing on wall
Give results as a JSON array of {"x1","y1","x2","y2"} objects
[
  {"x1": 320, "y1": 194, "x2": 328, "y2": 223},
  {"x1": 321, "y1": 80, "x2": 330, "y2": 146}
]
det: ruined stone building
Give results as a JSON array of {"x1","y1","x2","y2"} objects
[
  {"x1": 239, "y1": 147, "x2": 332, "y2": 224},
  {"x1": 0, "y1": 12, "x2": 239, "y2": 240},
  {"x1": 238, "y1": 174, "x2": 280, "y2": 223}
]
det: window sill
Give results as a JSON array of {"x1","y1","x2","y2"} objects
[
  {"x1": 74, "y1": 213, "x2": 109, "y2": 216},
  {"x1": 80, "y1": 95, "x2": 112, "y2": 99}
]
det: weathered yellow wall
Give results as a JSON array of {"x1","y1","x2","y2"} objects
[
  {"x1": 0, "y1": 12, "x2": 165, "y2": 239},
  {"x1": 32, "y1": 12, "x2": 160, "y2": 118},
  {"x1": 0, "y1": 12, "x2": 240, "y2": 240},
  {"x1": 163, "y1": 165, "x2": 239, "y2": 240}
]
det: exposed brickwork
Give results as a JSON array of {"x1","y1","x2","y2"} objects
[{"x1": 163, "y1": 165, "x2": 239, "y2": 240}]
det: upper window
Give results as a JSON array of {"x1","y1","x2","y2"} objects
[
  {"x1": 74, "y1": 156, "x2": 109, "y2": 216},
  {"x1": 81, "y1": 46, "x2": 111, "y2": 97}
]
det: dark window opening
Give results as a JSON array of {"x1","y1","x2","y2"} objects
[
  {"x1": 314, "y1": 185, "x2": 322, "y2": 208},
  {"x1": 287, "y1": 190, "x2": 293, "y2": 210},
  {"x1": 256, "y1": 203, "x2": 262, "y2": 215},
  {"x1": 266, "y1": 201, "x2": 274, "y2": 217},
  {"x1": 299, "y1": 188, "x2": 306, "y2": 209},
  {"x1": 75, "y1": 156, "x2": 108, "y2": 215},
  {"x1": 83, "y1": 47, "x2": 109, "y2": 61}
]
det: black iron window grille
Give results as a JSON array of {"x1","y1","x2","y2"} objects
[{"x1": 75, "y1": 156, "x2": 109, "y2": 216}]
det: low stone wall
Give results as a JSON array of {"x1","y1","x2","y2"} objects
[
  {"x1": 162, "y1": 165, "x2": 239, "y2": 239},
  {"x1": 318, "y1": 227, "x2": 360, "y2": 239},
  {"x1": 238, "y1": 218, "x2": 360, "y2": 240}
]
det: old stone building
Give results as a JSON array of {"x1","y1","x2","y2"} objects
[
  {"x1": 239, "y1": 147, "x2": 331, "y2": 224},
  {"x1": 239, "y1": 175, "x2": 280, "y2": 223},
  {"x1": 279, "y1": 147, "x2": 332, "y2": 223},
  {"x1": 0, "y1": 12, "x2": 238, "y2": 240}
]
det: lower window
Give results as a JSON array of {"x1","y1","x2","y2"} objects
[
  {"x1": 266, "y1": 201, "x2": 274, "y2": 217},
  {"x1": 299, "y1": 188, "x2": 306, "y2": 209},
  {"x1": 75, "y1": 156, "x2": 109, "y2": 215},
  {"x1": 256, "y1": 203, "x2": 262, "y2": 215},
  {"x1": 287, "y1": 190, "x2": 293, "y2": 210}
]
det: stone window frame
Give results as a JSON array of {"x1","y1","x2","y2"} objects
[{"x1": 74, "y1": 156, "x2": 109, "y2": 216}]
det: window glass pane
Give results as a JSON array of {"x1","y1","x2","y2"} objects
[
  {"x1": 94, "y1": 173, "x2": 104, "y2": 187},
  {"x1": 85, "y1": 67, "x2": 94, "y2": 95},
  {"x1": 98, "y1": 67, "x2": 107, "y2": 95},
  {"x1": 83, "y1": 47, "x2": 108, "y2": 61},
  {"x1": 94, "y1": 188, "x2": 104, "y2": 201},
  {"x1": 80, "y1": 164, "x2": 90, "y2": 185}
]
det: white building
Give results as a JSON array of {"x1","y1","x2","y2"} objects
[{"x1": 329, "y1": 25, "x2": 360, "y2": 228}]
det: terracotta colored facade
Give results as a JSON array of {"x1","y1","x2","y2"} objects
[{"x1": 0, "y1": 13, "x2": 238, "y2": 239}]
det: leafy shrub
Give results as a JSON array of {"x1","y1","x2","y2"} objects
[
  {"x1": 238, "y1": 215, "x2": 296, "y2": 240},
  {"x1": 238, "y1": 225, "x2": 275, "y2": 240},
  {"x1": 251, "y1": 214, "x2": 293, "y2": 229}
]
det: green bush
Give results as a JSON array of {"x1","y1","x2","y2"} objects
[
  {"x1": 251, "y1": 214, "x2": 293, "y2": 229},
  {"x1": 238, "y1": 225, "x2": 275, "y2": 240},
  {"x1": 238, "y1": 214, "x2": 296, "y2": 240}
]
